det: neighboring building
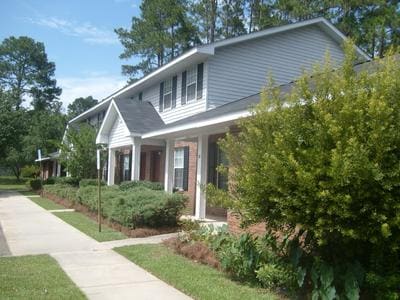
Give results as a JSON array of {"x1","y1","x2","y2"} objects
[
  {"x1": 35, "y1": 151, "x2": 64, "y2": 180},
  {"x1": 66, "y1": 18, "x2": 369, "y2": 220}
]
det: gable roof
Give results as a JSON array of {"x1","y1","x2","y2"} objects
[
  {"x1": 70, "y1": 17, "x2": 369, "y2": 125},
  {"x1": 113, "y1": 98, "x2": 165, "y2": 134}
]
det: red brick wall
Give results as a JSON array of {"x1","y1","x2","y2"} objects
[
  {"x1": 227, "y1": 211, "x2": 267, "y2": 236},
  {"x1": 174, "y1": 141, "x2": 197, "y2": 215}
]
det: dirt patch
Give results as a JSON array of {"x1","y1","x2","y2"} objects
[
  {"x1": 163, "y1": 237, "x2": 220, "y2": 269},
  {"x1": 42, "y1": 191, "x2": 179, "y2": 238}
]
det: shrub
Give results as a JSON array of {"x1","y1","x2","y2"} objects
[
  {"x1": 119, "y1": 180, "x2": 163, "y2": 191},
  {"x1": 28, "y1": 178, "x2": 42, "y2": 191},
  {"x1": 43, "y1": 184, "x2": 78, "y2": 203},
  {"x1": 54, "y1": 177, "x2": 80, "y2": 187},
  {"x1": 256, "y1": 263, "x2": 296, "y2": 291},
  {"x1": 79, "y1": 178, "x2": 105, "y2": 188},
  {"x1": 44, "y1": 177, "x2": 56, "y2": 185},
  {"x1": 21, "y1": 165, "x2": 39, "y2": 178},
  {"x1": 76, "y1": 185, "x2": 187, "y2": 228}
]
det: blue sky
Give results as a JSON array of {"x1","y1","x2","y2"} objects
[{"x1": 0, "y1": 0, "x2": 141, "y2": 110}]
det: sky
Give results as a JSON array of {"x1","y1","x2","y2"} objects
[{"x1": 0, "y1": 0, "x2": 141, "y2": 111}]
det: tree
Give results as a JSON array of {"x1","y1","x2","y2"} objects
[
  {"x1": 216, "y1": 45, "x2": 400, "y2": 295},
  {"x1": 67, "y1": 96, "x2": 98, "y2": 119},
  {"x1": 191, "y1": 0, "x2": 219, "y2": 43},
  {"x1": 59, "y1": 123, "x2": 98, "y2": 179},
  {"x1": 0, "y1": 36, "x2": 61, "y2": 110},
  {"x1": 115, "y1": 0, "x2": 199, "y2": 81},
  {"x1": 218, "y1": 0, "x2": 247, "y2": 38}
]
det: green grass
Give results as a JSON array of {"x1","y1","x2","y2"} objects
[
  {"x1": 0, "y1": 176, "x2": 28, "y2": 191},
  {"x1": 115, "y1": 244, "x2": 278, "y2": 300},
  {"x1": 53, "y1": 211, "x2": 127, "y2": 242},
  {"x1": 0, "y1": 254, "x2": 86, "y2": 299},
  {"x1": 28, "y1": 196, "x2": 65, "y2": 210}
]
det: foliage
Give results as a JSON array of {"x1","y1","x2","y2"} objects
[
  {"x1": 0, "y1": 36, "x2": 61, "y2": 110},
  {"x1": 119, "y1": 180, "x2": 163, "y2": 191},
  {"x1": 21, "y1": 165, "x2": 40, "y2": 178},
  {"x1": 67, "y1": 96, "x2": 98, "y2": 120},
  {"x1": 44, "y1": 176, "x2": 56, "y2": 185},
  {"x1": 79, "y1": 178, "x2": 105, "y2": 188},
  {"x1": 53, "y1": 177, "x2": 80, "y2": 187},
  {"x1": 115, "y1": 0, "x2": 199, "y2": 81},
  {"x1": 59, "y1": 123, "x2": 99, "y2": 179},
  {"x1": 43, "y1": 184, "x2": 78, "y2": 203},
  {"x1": 77, "y1": 185, "x2": 187, "y2": 228},
  {"x1": 28, "y1": 179, "x2": 42, "y2": 191},
  {"x1": 217, "y1": 46, "x2": 400, "y2": 297}
]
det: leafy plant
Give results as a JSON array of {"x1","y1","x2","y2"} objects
[
  {"x1": 21, "y1": 165, "x2": 39, "y2": 178},
  {"x1": 28, "y1": 178, "x2": 42, "y2": 191},
  {"x1": 119, "y1": 180, "x2": 163, "y2": 191}
]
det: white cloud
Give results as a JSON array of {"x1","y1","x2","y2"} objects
[
  {"x1": 27, "y1": 16, "x2": 118, "y2": 45},
  {"x1": 58, "y1": 75, "x2": 126, "y2": 109}
]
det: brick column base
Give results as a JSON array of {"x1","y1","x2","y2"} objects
[{"x1": 227, "y1": 211, "x2": 267, "y2": 236}]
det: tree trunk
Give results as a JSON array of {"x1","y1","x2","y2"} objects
[{"x1": 210, "y1": 0, "x2": 217, "y2": 42}]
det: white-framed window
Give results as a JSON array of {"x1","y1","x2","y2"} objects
[
  {"x1": 174, "y1": 148, "x2": 184, "y2": 190},
  {"x1": 163, "y1": 79, "x2": 172, "y2": 110},
  {"x1": 186, "y1": 67, "x2": 197, "y2": 102}
]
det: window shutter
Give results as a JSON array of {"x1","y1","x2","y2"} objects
[
  {"x1": 182, "y1": 146, "x2": 189, "y2": 191},
  {"x1": 159, "y1": 82, "x2": 164, "y2": 112},
  {"x1": 128, "y1": 151, "x2": 132, "y2": 181},
  {"x1": 139, "y1": 92, "x2": 143, "y2": 102},
  {"x1": 172, "y1": 75, "x2": 177, "y2": 108},
  {"x1": 197, "y1": 63, "x2": 204, "y2": 99},
  {"x1": 181, "y1": 71, "x2": 187, "y2": 105}
]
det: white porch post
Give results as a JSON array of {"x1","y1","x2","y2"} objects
[
  {"x1": 195, "y1": 134, "x2": 208, "y2": 219},
  {"x1": 164, "y1": 139, "x2": 174, "y2": 193},
  {"x1": 131, "y1": 137, "x2": 141, "y2": 181},
  {"x1": 52, "y1": 161, "x2": 57, "y2": 177},
  {"x1": 56, "y1": 162, "x2": 61, "y2": 177},
  {"x1": 107, "y1": 148, "x2": 115, "y2": 185}
]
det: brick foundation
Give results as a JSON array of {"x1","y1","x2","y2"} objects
[{"x1": 227, "y1": 211, "x2": 266, "y2": 236}]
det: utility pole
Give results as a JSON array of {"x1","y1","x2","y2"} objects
[{"x1": 97, "y1": 149, "x2": 102, "y2": 232}]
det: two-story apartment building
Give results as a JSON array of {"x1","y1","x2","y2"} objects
[{"x1": 67, "y1": 18, "x2": 369, "y2": 219}]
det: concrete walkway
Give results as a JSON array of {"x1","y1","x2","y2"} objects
[{"x1": 0, "y1": 191, "x2": 191, "y2": 300}]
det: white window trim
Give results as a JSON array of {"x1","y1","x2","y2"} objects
[
  {"x1": 173, "y1": 148, "x2": 185, "y2": 190},
  {"x1": 163, "y1": 78, "x2": 173, "y2": 111},
  {"x1": 185, "y1": 66, "x2": 197, "y2": 103}
]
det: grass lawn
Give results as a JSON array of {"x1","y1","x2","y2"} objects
[
  {"x1": 28, "y1": 196, "x2": 65, "y2": 210},
  {"x1": 0, "y1": 254, "x2": 86, "y2": 299},
  {"x1": 0, "y1": 176, "x2": 28, "y2": 191},
  {"x1": 115, "y1": 244, "x2": 278, "y2": 300},
  {"x1": 53, "y1": 211, "x2": 127, "y2": 242}
]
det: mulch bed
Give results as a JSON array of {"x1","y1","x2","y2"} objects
[
  {"x1": 163, "y1": 237, "x2": 220, "y2": 269},
  {"x1": 41, "y1": 190, "x2": 179, "y2": 238}
]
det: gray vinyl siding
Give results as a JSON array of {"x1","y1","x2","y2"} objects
[
  {"x1": 207, "y1": 24, "x2": 345, "y2": 108},
  {"x1": 133, "y1": 62, "x2": 208, "y2": 124}
]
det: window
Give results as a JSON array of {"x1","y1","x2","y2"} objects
[
  {"x1": 163, "y1": 79, "x2": 172, "y2": 110},
  {"x1": 139, "y1": 92, "x2": 143, "y2": 102},
  {"x1": 186, "y1": 67, "x2": 197, "y2": 102},
  {"x1": 174, "y1": 148, "x2": 184, "y2": 190},
  {"x1": 208, "y1": 142, "x2": 229, "y2": 190},
  {"x1": 122, "y1": 154, "x2": 130, "y2": 181}
]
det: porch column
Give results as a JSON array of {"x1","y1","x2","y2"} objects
[
  {"x1": 164, "y1": 139, "x2": 174, "y2": 193},
  {"x1": 107, "y1": 148, "x2": 115, "y2": 185},
  {"x1": 195, "y1": 134, "x2": 208, "y2": 219},
  {"x1": 56, "y1": 162, "x2": 61, "y2": 177},
  {"x1": 131, "y1": 137, "x2": 141, "y2": 181}
]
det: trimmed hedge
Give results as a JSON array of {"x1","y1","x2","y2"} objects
[
  {"x1": 53, "y1": 177, "x2": 80, "y2": 187},
  {"x1": 119, "y1": 180, "x2": 163, "y2": 191},
  {"x1": 77, "y1": 186, "x2": 186, "y2": 228},
  {"x1": 43, "y1": 184, "x2": 78, "y2": 203},
  {"x1": 79, "y1": 178, "x2": 105, "y2": 188}
]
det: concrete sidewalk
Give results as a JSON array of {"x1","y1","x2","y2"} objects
[{"x1": 0, "y1": 191, "x2": 191, "y2": 300}]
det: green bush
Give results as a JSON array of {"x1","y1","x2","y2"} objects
[
  {"x1": 54, "y1": 177, "x2": 80, "y2": 187},
  {"x1": 43, "y1": 184, "x2": 78, "y2": 203},
  {"x1": 28, "y1": 178, "x2": 42, "y2": 191},
  {"x1": 21, "y1": 165, "x2": 39, "y2": 178},
  {"x1": 44, "y1": 177, "x2": 56, "y2": 185},
  {"x1": 79, "y1": 178, "x2": 105, "y2": 188},
  {"x1": 77, "y1": 185, "x2": 187, "y2": 228},
  {"x1": 119, "y1": 180, "x2": 163, "y2": 191},
  {"x1": 256, "y1": 263, "x2": 296, "y2": 291}
]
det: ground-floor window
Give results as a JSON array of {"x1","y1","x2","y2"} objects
[
  {"x1": 174, "y1": 147, "x2": 189, "y2": 191},
  {"x1": 122, "y1": 154, "x2": 131, "y2": 181}
]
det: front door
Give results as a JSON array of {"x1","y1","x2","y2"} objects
[{"x1": 150, "y1": 151, "x2": 161, "y2": 182}]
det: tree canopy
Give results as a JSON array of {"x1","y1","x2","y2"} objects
[
  {"x1": 67, "y1": 96, "x2": 98, "y2": 120},
  {"x1": 0, "y1": 36, "x2": 61, "y2": 111}
]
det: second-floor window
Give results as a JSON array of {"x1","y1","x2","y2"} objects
[
  {"x1": 186, "y1": 67, "x2": 197, "y2": 102},
  {"x1": 163, "y1": 79, "x2": 172, "y2": 110}
]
